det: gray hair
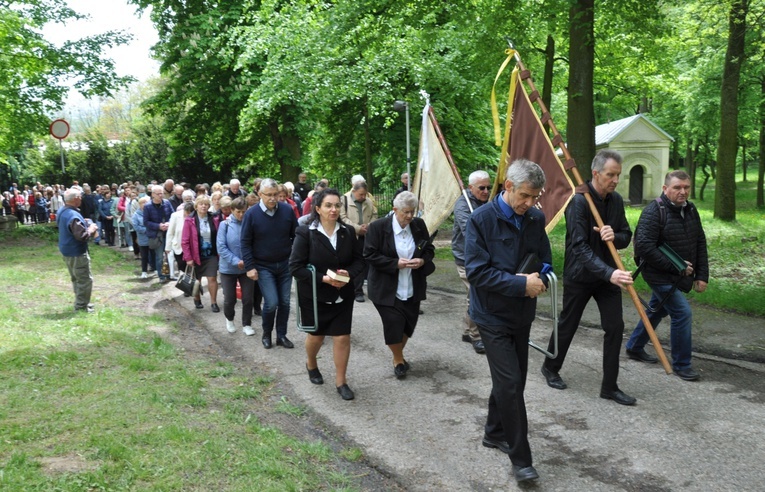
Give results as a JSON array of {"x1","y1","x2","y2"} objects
[
  {"x1": 260, "y1": 178, "x2": 278, "y2": 191},
  {"x1": 505, "y1": 159, "x2": 546, "y2": 189},
  {"x1": 351, "y1": 174, "x2": 366, "y2": 186},
  {"x1": 63, "y1": 188, "x2": 81, "y2": 203},
  {"x1": 393, "y1": 191, "x2": 418, "y2": 210},
  {"x1": 352, "y1": 181, "x2": 368, "y2": 192},
  {"x1": 592, "y1": 149, "x2": 622, "y2": 172},
  {"x1": 181, "y1": 189, "x2": 195, "y2": 201},
  {"x1": 230, "y1": 178, "x2": 240, "y2": 186},
  {"x1": 468, "y1": 170, "x2": 490, "y2": 185}
]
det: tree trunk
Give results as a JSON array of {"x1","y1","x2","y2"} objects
[
  {"x1": 542, "y1": 35, "x2": 555, "y2": 114},
  {"x1": 687, "y1": 141, "x2": 696, "y2": 199},
  {"x1": 567, "y1": 0, "x2": 596, "y2": 181},
  {"x1": 742, "y1": 139, "x2": 747, "y2": 182},
  {"x1": 363, "y1": 99, "x2": 374, "y2": 192},
  {"x1": 268, "y1": 107, "x2": 302, "y2": 182},
  {"x1": 758, "y1": 76, "x2": 765, "y2": 208},
  {"x1": 714, "y1": 0, "x2": 748, "y2": 221}
]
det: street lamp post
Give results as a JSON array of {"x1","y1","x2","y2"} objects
[{"x1": 393, "y1": 100, "x2": 410, "y2": 190}]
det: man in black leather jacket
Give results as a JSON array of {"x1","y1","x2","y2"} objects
[{"x1": 541, "y1": 150, "x2": 637, "y2": 405}]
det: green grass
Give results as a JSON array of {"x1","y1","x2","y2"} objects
[{"x1": 0, "y1": 228, "x2": 365, "y2": 491}]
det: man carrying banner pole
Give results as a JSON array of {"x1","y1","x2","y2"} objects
[{"x1": 492, "y1": 46, "x2": 673, "y2": 375}]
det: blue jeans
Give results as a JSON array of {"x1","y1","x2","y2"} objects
[
  {"x1": 626, "y1": 283, "x2": 693, "y2": 370},
  {"x1": 256, "y1": 260, "x2": 292, "y2": 338},
  {"x1": 151, "y1": 235, "x2": 168, "y2": 280}
]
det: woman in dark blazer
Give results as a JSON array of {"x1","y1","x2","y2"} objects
[
  {"x1": 364, "y1": 191, "x2": 435, "y2": 379},
  {"x1": 290, "y1": 189, "x2": 365, "y2": 400}
]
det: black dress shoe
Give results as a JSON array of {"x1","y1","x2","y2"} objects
[
  {"x1": 600, "y1": 389, "x2": 637, "y2": 406},
  {"x1": 394, "y1": 363, "x2": 407, "y2": 379},
  {"x1": 461, "y1": 334, "x2": 472, "y2": 343},
  {"x1": 482, "y1": 435, "x2": 510, "y2": 454},
  {"x1": 541, "y1": 365, "x2": 567, "y2": 390},
  {"x1": 262, "y1": 337, "x2": 273, "y2": 349},
  {"x1": 210, "y1": 303, "x2": 220, "y2": 313},
  {"x1": 512, "y1": 465, "x2": 539, "y2": 482},
  {"x1": 626, "y1": 348, "x2": 659, "y2": 363},
  {"x1": 336, "y1": 384, "x2": 355, "y2": 400},
  {"x1": 675, "y1": 367, "x2": 700, "y2": 381},
  {"x1": 355, "y1": 294, "x2": 365, "y2": 303},
  {"x1": 306, "y1": 365, "x2": 323, "y2": 385},
  {"x1": 276, "y1": 337, "x2": 294, "y2": 349},
  {"x1": 472, "y1": 340, "x2": 486, "y2": 354},
  {"x1": 194, "y1": 299, "x2": 204, "y2": 309}
]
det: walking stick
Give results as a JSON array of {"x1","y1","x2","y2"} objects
[{"x1": 508, "y1": 47, "x2": 672, "y2": 374}]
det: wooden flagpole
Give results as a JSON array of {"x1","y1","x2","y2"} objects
[
  {"x1": 508, "y1": 47, "x2": 673, "y2": 375},
  {"x1": 427, "y1": 105, "x2": 473, "y2": 211}
]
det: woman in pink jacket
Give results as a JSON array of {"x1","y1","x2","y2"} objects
[{"x1": 182, "y1": 195, "x2": 220, "y2": 312}]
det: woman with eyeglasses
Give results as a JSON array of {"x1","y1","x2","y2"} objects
[
  {"x1": 290, "y1": 188, "x2": 364, "y2": 400},
  {"x1": 364, "y1": 191, "x2": 435, "y2": 379}
]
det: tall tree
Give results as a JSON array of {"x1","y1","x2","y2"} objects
[
  {"x1": 0, "y1": 1, "x2": 131, "y2": 155},
  {"x1": 566, "y1": 0, "x2": 595, "y2": 180},
  {"x1": 715, "y1": 0, "x2": 749, "y2": 220}
]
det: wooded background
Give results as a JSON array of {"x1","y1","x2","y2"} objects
[{"x1": 2, "y1": 0, "x2": 763, "y2": 219}]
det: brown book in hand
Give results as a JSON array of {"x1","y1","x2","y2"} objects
[{"x1": 327, "y1": 269, "x2": 350, "y2": 283}]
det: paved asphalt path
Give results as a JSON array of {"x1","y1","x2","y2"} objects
[{"x1": 165, "y1": 283, "x2": 765, "y2": 491}]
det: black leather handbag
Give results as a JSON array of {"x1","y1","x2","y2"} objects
[{"x1": 175, "y1": 265, "x2": 196, "y2": 296}]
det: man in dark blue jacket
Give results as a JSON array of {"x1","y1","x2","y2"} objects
[
  {"x1": 241, "y1": 178, "x2": 298, "y2": 349},
  {"x1": 540, "y1": 150, "x2": 637, "y2": 405},
  {"x1": 143, "y1": 185, "x2": 175, "y2": 283},
  {"x1": 626, "y1": 170, "x2": 709, "y2": 381},
  {"x1": 465, "y1": 159, "x2": 550, "y2": 484}
]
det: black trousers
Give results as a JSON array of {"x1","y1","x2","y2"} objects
[
  {"x1": 543, "y1": 279, "x2": 624, "y2": 392},
  {"x1": 102, "y1": 221, "x2": 115, "y2": 245},
  {"x1": 220, "y1": 273, "x2": 254, "y2": 326},
  {"x1": 478, "y1": 322, "x2": 532, "y2": 468},
  {"x1": 353, "y1": 236, "x2": 367, "y2": 295}
]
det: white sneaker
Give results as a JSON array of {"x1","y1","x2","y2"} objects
[
  {"x1": 128, "y1": 246, "x2": 134, "y2": 252},
  {"x1": 243, "y1": 325, "x2": 255, "y2": 336},
  {"x1": 140, "y1": 272, "x2": 148, "y2": 279},
  {"x1": 226, "y1": 319, "x2": 237, "y2": 333}
]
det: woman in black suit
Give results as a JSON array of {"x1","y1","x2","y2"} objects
[
  {"x1": 290, "y1": 189, "x2": 365, "y2": 400},
  {"x1": 364, "y1": 191, "x2": 435, "y2": 379}
]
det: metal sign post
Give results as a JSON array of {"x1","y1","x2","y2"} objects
[{"x1": 49, "y1": 119, "x2": 70, "y2": 174}]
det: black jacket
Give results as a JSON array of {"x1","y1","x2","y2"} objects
[
  {"x1": 563, "y1": 182, "x2": 631, "y2": 284},
  {"x1": 364, "y1": 215, "x2": 435, "y2": 306},
  {"x1": 634, "y1": 193, "x2": 708, "y2": 293},
  {"x1": 451, "y1": 190, "x2": 488, "y2": 266},
  {"x1": 290, "y1": 222, "x2": 365, "y2": 305}
]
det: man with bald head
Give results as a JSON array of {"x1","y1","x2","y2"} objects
[{"x1": 162, "y1": 179, "x2": 175, "y2": 200}]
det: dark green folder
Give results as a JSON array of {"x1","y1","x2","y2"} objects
[{"x1": 658, "y1": 243, "x2": 687, "y2": 273}]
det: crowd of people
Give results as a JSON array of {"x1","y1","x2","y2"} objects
[{"x1": 20, "y1": 152, "x2": 710, "y2": 485}]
